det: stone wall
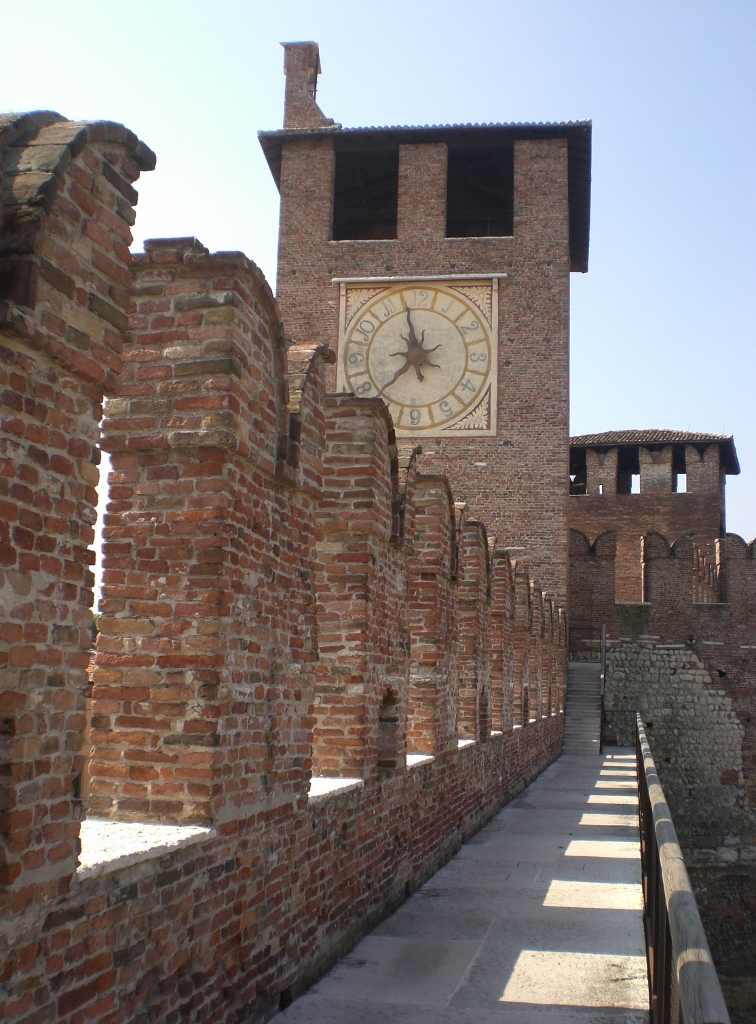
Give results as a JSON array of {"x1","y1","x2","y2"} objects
[
  {"x1": 603, "y1": 641, "x2": 745, "y2": 854},
  {"x1": 1, "y1": 121, "x2": 567, "y2": 1022}
]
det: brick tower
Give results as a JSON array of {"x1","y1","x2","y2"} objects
[{"x1": 260, "y1": 42, "x2": 591, "y2": 604}]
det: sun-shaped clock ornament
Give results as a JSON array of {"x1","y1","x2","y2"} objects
[{"x1": 336, "y1": 279, "x2": 499, "y2": 437}]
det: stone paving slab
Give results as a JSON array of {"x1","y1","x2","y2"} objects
[{"x1": 278, "y1": 748, "x2": 649, "y2": 1023}]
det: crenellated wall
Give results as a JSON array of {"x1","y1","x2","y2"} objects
[
  {"x1": 0, "y1": 114, "x2": 154, "y2": 904},
  {"x1": 570, "y1": 439, "x2": 728, "y2": 601},
  {"x1": 88, "y1": 237, "x2": 326, "y2": 826},
  {"x1": 1, "y1": 135, "x2": 567, "y2": 1020}
]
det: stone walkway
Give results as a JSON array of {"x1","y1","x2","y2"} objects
[{"x1": 278, "y1": 748, "x2": 649, "y2": 1023}]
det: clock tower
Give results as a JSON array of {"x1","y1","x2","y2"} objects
[{"x1": 260, "y1": 42, "x2": 591, "y2": 605}]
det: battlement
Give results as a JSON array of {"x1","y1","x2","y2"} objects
[
  {"x1": 1, "y1": 131, "x2": 566, "y2": 1017},
  {"x1": 570, "y1": 431, "x2": 739, "y2": 496},
  {"x1": 569, "y1": 431, "x2": 739, "y2": 601}
]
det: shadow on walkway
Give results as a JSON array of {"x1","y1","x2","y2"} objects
[{"x1": 278, "y1": 747, "x2": 649, "y2": 1023}]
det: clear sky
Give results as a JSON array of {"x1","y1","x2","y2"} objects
[{"x1": 3, "y1": 0, "x2": 754, "y2": 539}]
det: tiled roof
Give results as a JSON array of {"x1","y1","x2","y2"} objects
[
  {"x1": 571, "y1": 429, "x2": 731, "y2": 446},
  {"x1": 570, "y1": 430, "x2": 739, "y2": 473},
  {"x1": 340, "y1": 119, "x2": 592, "y2": 132}
]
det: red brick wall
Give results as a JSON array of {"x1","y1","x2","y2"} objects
[
  {"x1": 1, "y1": 111, "x2": 570, "y2": 1024},
  {"x1": 1, "y1": 225, "x2": 567, "y2": 1024},
  {"x1": 407, "y1": 473, "x2": 459, "y2": 754},
  {"x1": 274, "y1": 113, "x2": 571, "y2": 608},
  {"x1": 571, "y1": 442, "x2": 726, "y2": 601},
  {"x1": 1, "y1": 717, "x2": 561, "y2": 1024},
  {"x1": 89, "y1": 240, "x2": 327, "y2": 826},
  {"x1": 0, "y1": 116, "x2": 153, "y2": 900}
]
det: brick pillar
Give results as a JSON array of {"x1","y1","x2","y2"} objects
[
  {"x1": 313, "y1": 396, "x2": 409, "y2": 778},
  {"x1": 512, "y1": 570, "x2": 531, "y2": 726},
  {"x1": 529, "y1": 586, "x2": 543, "y2": 720},
  {"x1": 586, "y1": 448, "x2": 617, "y2": 495},
  {"x1": 397, "y1": 144, "x2": 448, "y2": 241},
  {"x1": 0, "y1": 116, "x2": 152, "y2": 899},
  {"x1": 490, "y1": 550, "x2": 515, "y2": 733},
  {"x1": 557, "y1": 608, "x2": 567, "y2": 713},
  {"x1": 639, "y1": 446, "x2": 673, "y2": 493},
  {"x1": 685, "y1": 444, "x2": 720, "y2": 493},
  {"x1": 457, "y1": 521, "x2": 491, "y2": 741},
  {"x1": 407, "y1": 474, "x2": 458, "y2": 754},
  {"x1": 90, "y1": 241, "x2": 318, "y2": 825},
  {"x1": 542, "y1": 599, "x2": 554, "y2": 715}
]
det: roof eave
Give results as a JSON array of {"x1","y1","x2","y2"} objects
[{"x1": 258, "y1": 120, "x2": 591, "y2": 271}]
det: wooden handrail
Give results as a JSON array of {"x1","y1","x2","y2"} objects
[
  {"x1": 636, "y1": 714, "x2": 730, "y2": 1024},
  {"x1": 599, "y1": 623, "x2": 606, "y2": 754}
]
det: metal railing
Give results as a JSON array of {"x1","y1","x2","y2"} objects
[{"x1": 636, "y1": 715, "x2": 730, "y2": 1024}]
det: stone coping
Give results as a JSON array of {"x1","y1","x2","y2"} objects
[
  {"x1": 406, "y1": 753, "x2": 434, "y2": 768},
  {"x1": 77, "y1": 818, "x2": 215, "y2": 880},
  {"x1": 308, "y1": 777, "x2": 364, "y2": 804}
]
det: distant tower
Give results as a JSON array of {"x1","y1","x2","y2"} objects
[{"x1": 260, "y1": 42, "x2": 591, "y2": 604}]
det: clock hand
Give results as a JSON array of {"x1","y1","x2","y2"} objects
[
  {"x1": 378, "y1": 361, "x2": 414, "y2": 394},
  {"x1": 377, "y1": 307, "x2": 443, "y2": 393}
]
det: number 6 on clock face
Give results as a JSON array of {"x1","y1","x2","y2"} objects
[{"x1": 337, "y1": 280, "x2": 498, "y2": 437}]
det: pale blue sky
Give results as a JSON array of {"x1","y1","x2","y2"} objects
[{"x1": 3, "y1": 0, "x2": 754, "y2": 538}]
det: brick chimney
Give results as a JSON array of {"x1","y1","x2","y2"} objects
[{"x1": 281, "y1": 41, "x2": 334, "y2": 129}]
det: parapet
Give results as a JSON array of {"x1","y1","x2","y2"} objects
[
  {"x1": 570, "y1": 429, "x2": 739, "y2": 496},
  {"x1": 0, "y1": 111, "x2": 154, "y2": 896}
]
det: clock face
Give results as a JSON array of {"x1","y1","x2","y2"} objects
[{"x1": 337, "y1": 281, "x2": 498, "y2": 437}]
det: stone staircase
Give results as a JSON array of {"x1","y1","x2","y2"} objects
[{"x1": 562, "y1": 662, "x2": 603, "y2": 755}]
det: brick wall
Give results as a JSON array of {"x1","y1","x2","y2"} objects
[
  {"x1": 2, "y1": 719, "x2": 562, "y2": 1024},
  {"x1": 1, "y1": 174, "x2": 568, "y2": 1023},
  {"x1": 570, "y1": 442, "x2": 725, "y2": 601},
  {"x1": 272, "y1": 46, "x2": 572, "y2": 607},
  {"x1": 89, "y1": 239, "x2": 327, "y2": 826},
  {"x1": 0, "y1": 115, "x2": 154, "y2": 903}
]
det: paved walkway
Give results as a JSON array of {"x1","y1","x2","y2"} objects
[{"x1": 279, "y1": 748, "x2": 649, "y2": 1023}]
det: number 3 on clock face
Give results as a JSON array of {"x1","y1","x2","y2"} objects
[{"x1": 338, "y1": 281, "x2": 497, "y2": 437}]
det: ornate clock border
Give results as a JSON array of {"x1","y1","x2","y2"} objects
[{"x1": 335, "y1": 274, "x2": 504, "y2": 438}]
